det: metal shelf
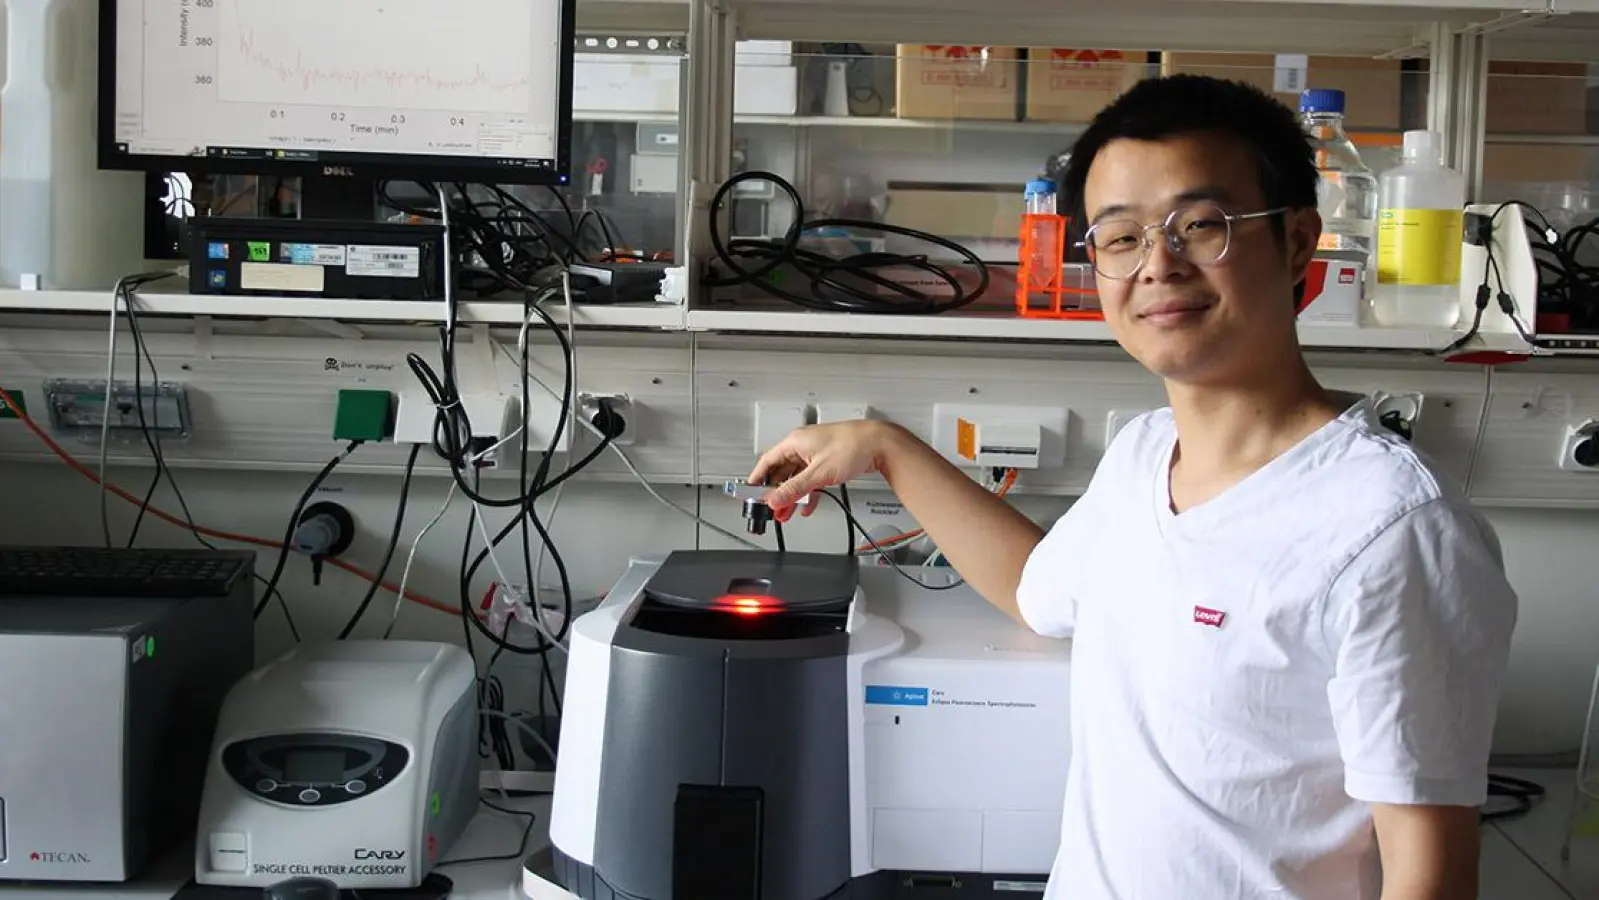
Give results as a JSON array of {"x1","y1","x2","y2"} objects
[
  {"x1": 719, "y1": 0, "x2": 1584, "y2": 53},
  {"x1": 0, "y1": 288, "x2": 686, "y2": 330},
  {"x1": 685, "y1": 307, "x2": 1488, "y2": 352},
  {"x1": 576, "y1": 110, "x2": 1093, "y2": 133}
]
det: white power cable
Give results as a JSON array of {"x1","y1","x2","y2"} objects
[
  {"x1": 477, "y1": 707, "x2": 558, "y2": 778},
  {"x1": 491, "y1": 338, "x2": 762, "y2": 550},
  {"x1": 100, "y1": 281, "x2": 124, "y2": 547},
  {"x1": 381, "y1": 480, "x2": 458, "y2": 639}
]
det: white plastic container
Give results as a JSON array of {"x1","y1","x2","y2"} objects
[
  {"x1": 1, "y1": 0, "x2": 149, "y2": 290},
  {"x1": 1371, "y1": 130, "x2": 1466, "y2": 329}
]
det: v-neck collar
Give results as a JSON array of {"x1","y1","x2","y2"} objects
[{"x1": 1152, "y1": 392, "x2": 1371, "y2": 539}]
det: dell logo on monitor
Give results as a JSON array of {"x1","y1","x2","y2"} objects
[{"x1": 321, "y1": 166, "x2": 356, "y2": 177}]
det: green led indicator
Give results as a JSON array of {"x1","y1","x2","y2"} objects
[
  {"x1": 145, "y1": 636, "x2": 156, "y2": 658},
  {"x1": 430, "y1": 792, "x2": 440, "y2": 816}
]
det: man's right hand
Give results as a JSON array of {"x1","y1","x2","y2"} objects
[
  {"x1": 747, "y1": 419, "x2": 1046, "y2": 625},
  {"x1": 748, "y1": 420, "x2": 900, "y2": 522}
]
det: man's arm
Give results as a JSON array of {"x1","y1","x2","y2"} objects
[
  {"x1": 1322, "y1": 498, "x2": 1517, "y2": 898},
  {"x1": 1370, "y1": 804, "x2": 1480, "y2": 900},
  {"x1": 752, "y1": 420, "x2": 1045, "y2": 623},
  {"x1": 874, "y1": 424, "x2": 1044, "y2": 622}
]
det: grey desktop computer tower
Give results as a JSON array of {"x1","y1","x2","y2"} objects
[{"x1": 0, "y1": 550, "x2": 256, "y2": 882}]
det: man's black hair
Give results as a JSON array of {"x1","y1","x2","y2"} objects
[{"x1": 1060, "y1": 74, "x2": 1319, "y2": 230}]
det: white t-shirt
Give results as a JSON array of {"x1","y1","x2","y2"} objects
[{"x1": 1016, "y1": 395, "x2": 1518, "y2": 900}]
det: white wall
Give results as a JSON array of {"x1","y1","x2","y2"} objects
[{"x1": 2, "y1": 315, "x2": 1598, "y2": 755}]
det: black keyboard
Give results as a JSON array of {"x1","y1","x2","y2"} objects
[{"x1": 0, "y1": 547, "x2": 250, "y2": 598}]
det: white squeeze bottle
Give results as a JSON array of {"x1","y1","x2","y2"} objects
[{"x1": 1372, "y1": 130, "x2": 1466, "y2": 329}]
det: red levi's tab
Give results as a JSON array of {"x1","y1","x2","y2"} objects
[{"x1": 1193, "y1": 606, "x2": 1226, "y2": 628}]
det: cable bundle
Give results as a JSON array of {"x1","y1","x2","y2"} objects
[
  {"x1": 1528, "y1": 213, "x2": 1599, "y2": 331},
  {"x1": 703, "y1": 170, "x2": 991, "y2": 315},
  {"x1": 376, "y1": 181, "x2": 629, "y2": 294}
]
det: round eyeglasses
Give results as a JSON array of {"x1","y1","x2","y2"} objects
[{"x1": 1078, "y1": 202, "x2": 1288, "y2": 280}]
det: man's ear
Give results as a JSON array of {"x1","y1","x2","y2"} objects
[{"x1": 1287, "y1": 207, "x2": 1322, "y2": 283}]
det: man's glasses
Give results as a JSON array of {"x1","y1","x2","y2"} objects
[{"x1": 1079, "y1": 202, "x2": 1287, "y2": 280}]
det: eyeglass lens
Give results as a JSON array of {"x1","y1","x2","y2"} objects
[{"x1": 1086, "y1": 202, "x2": 1233, "y2": 279}]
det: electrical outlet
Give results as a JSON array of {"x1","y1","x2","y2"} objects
[
  {"x1": 817, "y1": 403, "x2": 871, "y2": 424},
  {"x1": 1372, "y1": 391, "x2": 1425, "y2": 443},
  {"x1": 45, "y1": 379, "x2": 192, "y2": 443},
  {"x1": 931, "y1": 403, "x2": 1069, "y2": 470},
  {"x1": 394, "y1": 392, "x2": 568, "y2": 462},
  {"x1": 1105, "y1": 409, "x2": 1151, "y2": 448},
  {"x1": 579, "y1": 392, "x2": 635, "y2": 446},
  {"x1": 754, "y1": 401, "x2": 809, "y2": 454},
  {"x1": 1560, "y1": 421, "x2": 1599, "y2": 472},
  {"x1": 507, "y1": 393, "x2": 571, "y2": 456}
]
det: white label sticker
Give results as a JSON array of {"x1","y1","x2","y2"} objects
[
  {"x1": 994, "y1": 881, "x2": 1047, "y2": 893},
  {"x1": 346, "y1": 245, "x2": 421, "y2": 279},
  {"x1": 1273, "y1": 54, "x2": 1309, "y2": 94}
]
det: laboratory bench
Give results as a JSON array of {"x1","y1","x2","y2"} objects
[{"x1": 2, "y1": 773, "x2": 1593, "y2": 900}]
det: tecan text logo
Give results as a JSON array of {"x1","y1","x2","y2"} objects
[{"x1": 30, "y1": 851, "x2": 91, "y2": 864}]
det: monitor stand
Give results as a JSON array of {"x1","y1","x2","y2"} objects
[{"x1": 299, "y1": 173, "x2": 380, "y2": 222}]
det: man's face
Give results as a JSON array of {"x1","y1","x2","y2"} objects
[{"x1": 1081, "y1": 131, "x2": 1320, "y2": 385}]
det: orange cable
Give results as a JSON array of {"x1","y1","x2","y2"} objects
[
  {"x1": 853, "y1": 466, "x2": 1017, "y2": 553},
  {"x1": 0, "y1": 384, "x2": 467, "y2": 618}
]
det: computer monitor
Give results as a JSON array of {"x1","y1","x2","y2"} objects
[{"x1": 97, "y1": 0, "x2": 577, "y2": 219}]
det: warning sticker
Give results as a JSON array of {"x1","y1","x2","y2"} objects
[{"x1": 346, "y1": 245, "x2": 420, "y2": 278}]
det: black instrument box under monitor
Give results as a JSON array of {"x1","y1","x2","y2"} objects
[{"x1": 188, "y1": 217, "x2": 445, "y2": 300}]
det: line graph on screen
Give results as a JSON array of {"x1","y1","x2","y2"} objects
[{"x1": 215, "y1": 0, "x2": 535, "y2": 113}]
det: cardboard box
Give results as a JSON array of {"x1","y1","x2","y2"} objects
[
  {"x1": 883, "y1": 185, "x2": 1024, "y2": 239},
  {"x1": 1025, "y1": 49, "x2": 1150, "y2": 122},
  {"x1": 1160, "y1": 53, "x2": 1403, "y2": 131},
  {"x1": 1482, "y1": 144, "x2": 1594, "y2": 185},
  {"x1": 895, "y1": 45, "x2": 1021, "y2": 121},
  {"x1": 1486, "y1": 61, "x2": 1590, "y2": 134}
]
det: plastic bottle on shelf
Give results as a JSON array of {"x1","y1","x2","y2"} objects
[
  {"x1": 1299, "y1": 89, "x2": 1378, "y2": 287},
  {"x1": 1372, "y1": 130, "x2": 1467, "y2": 329}
]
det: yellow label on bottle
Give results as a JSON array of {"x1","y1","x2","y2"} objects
[{"x1": 1377, "y1": 208, "x2": 1464, "y2": 286}]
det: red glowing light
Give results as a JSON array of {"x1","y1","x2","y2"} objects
[{"x1": 714, "y1": 594, "x2": 777, "y2": 616}]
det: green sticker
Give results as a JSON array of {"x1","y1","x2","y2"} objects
[
  {"x1": 430, "y1": 792, "x2": 440, "y2": 815},
  {"x1": 247, "y1": 241, "x2": 271, "y2": 261}
]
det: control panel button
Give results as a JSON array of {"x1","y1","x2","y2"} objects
[
  {"x1": 298, "y1": 788, "x2": 321, "y2": 804},
  {"x1": 255, "y1": 779, "x2": 277, "y2": 794},
  {"x1": 345, "y1": 780, "x2": 366, "y2": 795},
  {"x1": 208, "y1": 832, "x2": 248, "y2": 873}
]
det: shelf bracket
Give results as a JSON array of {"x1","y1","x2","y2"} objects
[
  {"x1": 678, "y1": 0, "x2": 736, "y2": 316},
  {"x1": 1425, "y1": 21, "x2": 1488, "y2": 202}
]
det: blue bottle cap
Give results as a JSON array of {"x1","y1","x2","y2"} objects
[
  {"x1": 1025, "y1": 178, "x2": 1056, "y2": 196},
  {"x1": 1299, "y1": 88, "x2": 1346, "y2": 114}
]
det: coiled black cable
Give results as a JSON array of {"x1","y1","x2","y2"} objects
[{"x1": 703, "y1": 170, "x2": 990, "y2": 315}]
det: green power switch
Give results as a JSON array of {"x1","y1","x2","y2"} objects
[
  {"x1": 333, "y1": 389, "x2": 394, "y2": 442},
  {"x1": 0, "y1": 387, "x2": 27, "y2": 419}
]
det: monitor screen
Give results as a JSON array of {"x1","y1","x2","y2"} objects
[{"x1": 98, "y1": 0, "x2": 576, "y2": 184}]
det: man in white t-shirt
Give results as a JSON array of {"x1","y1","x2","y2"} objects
[{"x1": 749, "y1": 74, "x2": 1518, "y2": 900}]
